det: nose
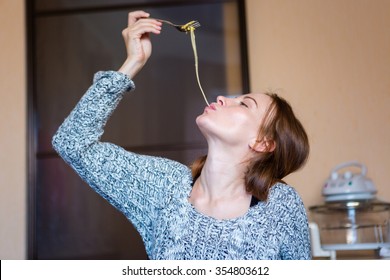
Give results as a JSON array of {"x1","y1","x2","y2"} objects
[{"x1": 216, "y1": 95, "x2": 226, "y2": 106}]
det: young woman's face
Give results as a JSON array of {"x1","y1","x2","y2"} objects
[{"x1": 196, "y1": 93, "x2": 273, "y2": 147}]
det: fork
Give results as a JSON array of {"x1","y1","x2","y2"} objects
[{"x1": 157, "y1": 19, "x2": 201, "y2": 32}]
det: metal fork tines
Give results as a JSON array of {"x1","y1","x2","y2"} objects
[{"x1": 157, "y1": 19, "x2": 201, "y2": 32}]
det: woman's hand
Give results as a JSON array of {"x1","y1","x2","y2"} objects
[{"x1": 118, "y1": 11, "x2": 162, "y2": 78}]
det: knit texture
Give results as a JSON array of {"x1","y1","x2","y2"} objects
[{"x1": 52, "y1": 71, "x2": 311, "y2": 260}]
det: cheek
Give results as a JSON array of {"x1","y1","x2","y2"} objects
[
  {"x1": 236, "y1": 122, "x2": 259, "y2": 140},
  {"x1": 234, "y1": 116, "x2": 262, "y2": 142}
]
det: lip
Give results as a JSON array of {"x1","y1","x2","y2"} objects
[{"x1": 207, "y1": 103, "x2": 217, "y2": 111}]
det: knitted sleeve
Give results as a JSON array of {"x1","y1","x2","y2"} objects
[{"x1": 52, "y1": 71, "x2": 192, "y2": 251}]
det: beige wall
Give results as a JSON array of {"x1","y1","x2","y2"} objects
[
  {"x1": 246, "y1": 0, "x2": 390, "y2": 207},
  {"x1": 1, "y1": 0, "x2": 390, "y2": 259},
  {"x1": 0, "y1": 0, "x2": 27, "y2": 259}
]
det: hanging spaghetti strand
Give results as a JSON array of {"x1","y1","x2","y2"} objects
[
  {"x1": 188, "y1": 27, "x2": 210, "y2": 106},
  {"x1": 159, "y1": 19, "x2": 209, "y2": 106}
]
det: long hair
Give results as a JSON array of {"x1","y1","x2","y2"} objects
[{"x1": 190, "y1": 93, "x2": 309, "y2": 201}]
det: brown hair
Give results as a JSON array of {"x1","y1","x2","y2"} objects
[{"x1": 191, "y1": 93, "x2": 309, "y2": 201}]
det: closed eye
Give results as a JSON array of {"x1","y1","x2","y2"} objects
[{"x1": 240, "y1": 101, "x2": 249, "y2": 108}]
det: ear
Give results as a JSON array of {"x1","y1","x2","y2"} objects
[{"x1": 249, "y1": 138, "x2": 276, "y2": 153}]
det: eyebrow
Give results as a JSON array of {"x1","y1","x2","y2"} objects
[{"x1": 243, "y1": 96, "x2": 258, "y2": 108}]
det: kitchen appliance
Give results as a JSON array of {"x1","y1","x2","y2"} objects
[{"x1": 309, "y1": 161, "x2": 390, "y2": 259}]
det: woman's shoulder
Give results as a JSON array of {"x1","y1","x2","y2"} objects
[
  {"x1": 266, "y1": 182, "x2": 306, "y2": 212},
  {"x1": 269, "y1": 182, "x2": 303, "y2": 200},
  {"x1": 143, "y1": 155, "x2": 194, "y2": 200}
]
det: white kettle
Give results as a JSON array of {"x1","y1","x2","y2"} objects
[{"x1": 322, "y1": 161, "x2": 376, "y2": 202}]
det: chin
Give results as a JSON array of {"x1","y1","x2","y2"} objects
[
  {"x1": 195, "y1": 113, "x2": 206, "y2": 127},
  {"x1": 195, "y1": 115, "x2": 206, "y2": 132},
  {"x1": 195, "y1": 114, "x2": 212, "y2": 137}
]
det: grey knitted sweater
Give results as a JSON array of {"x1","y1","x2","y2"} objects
[{"x1": 52, "y1": 71, "x2": 311, "y2": 260}]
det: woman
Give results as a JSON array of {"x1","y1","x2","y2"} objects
[{"x1": 52, "y1": 11, "x2": 311, "y2": 259}]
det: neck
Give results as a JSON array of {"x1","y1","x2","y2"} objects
[{"x1": 195, "y1": 141, "x2": 252, "y2": 201}]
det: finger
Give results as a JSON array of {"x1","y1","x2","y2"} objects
[
  {"x1": 128, "y1": 10, "x2": 150, "y2": 27},
  {"x1": 136, "y1": 20, "x2": 162, "y2": 30},
  {"x1": 134, "y1": 18, "x2": 162, "y2": 29},
  {"x1": 122, "y1": 26, "x2": 161, "y2": 40},
  {"x1": 126, "y1": 20, "x2": 162, "y2": 36}
]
